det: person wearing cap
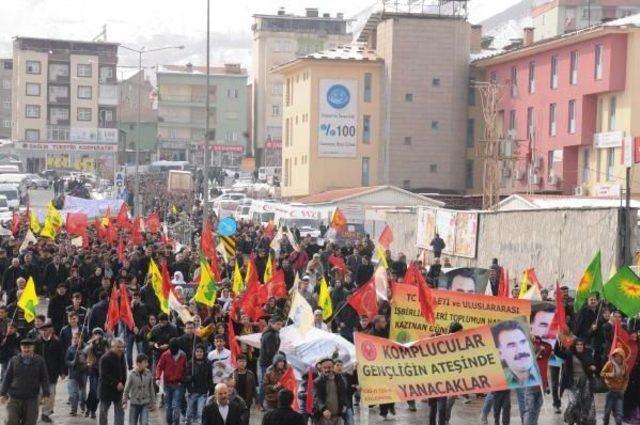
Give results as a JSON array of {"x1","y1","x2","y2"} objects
[
  {"x1": 313, "y1": 357, "x2": 347, "y2": 425},
  {"x1": 0, "y1": 338, "x2": 50, "y2": 425},
  {"x1": 35, "y1": 320, "x2": 65, "y2": 423}
]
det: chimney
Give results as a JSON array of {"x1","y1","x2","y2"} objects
[
  {"x1": 277, "y1": 7, "x2": 285, "y2": 16},
  {"x1": 185, "y1": 62, "x2": 193, "y2": 73},
  {"x1": 523, "y1": 27, "x2": 534, "y2": 46},
  {"x1": 470, "y1": 24, "x2": 483, "y2": 53},
  {"x1": 337, "y1": 12, "x2": 344, "y2": 20},
  {"x1": 305, "y1": 8, "x2": 319, "y2": 17}
]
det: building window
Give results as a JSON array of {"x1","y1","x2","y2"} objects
[
  {"x1": 363, "y1": 115, "x2": 371, "y2": 144},
  {"x1": 99, "y1": 66, "x2": 114, "y2": 82},
  {"x1": 284, "y1": 158, "x2": 290, "y2": 186},
  {"x1": 25, "y1": 105, "x2": 40, "y2": 118},
  {"x1": 431, "y1": 121, "x2": 439, "y2": 129},
  {"x1": 526, "y1": 107, "x2": 534, "y2": 140},
  {"x1": 465, "y1": 160, "x2": 474, "y2": 189},
  {"x1": 609, "y1": 96, "x2": 616, "y2": 131},
  {"x1": 285, "y1": 79, "x2": 291, "y2": 106},
  {"x1": 364, "y1": 73, "x2": 372, "y2": 102},
  {"x1": 78, "y1": 85, "x2": 92, "y2": 99},
  {"x1": 361, "y1": 157, "x2": 370, "y2": 186},
  {"x1": 570, "y1": 51, "x2": 578, "y2": 85},
  {"x1": 226, "y1": 88, "x2": 239, "y2": 99},
  {"x1": 490, "y1": 71, "x2": 497, "y2": 82},
  {"x1": 595, "y1": 44, "x2": 603, "y2": 80},
  {"x1": 596, "y1": 149, "x2": 602, "y2": 182},
  {"x1": 550, "y1": 55, "x2": 558, "y2": 89},
  {"x1": 548, "y1": 150, "x2": 555, "y2": 177},
  {"x1": 25, "y1": 129, "x2": 39, "y2": 141},
  {"x1": 402, "y1": 179, "x2": 411, "y2": 189},
  {"x1": 510, "y1": 66, "x2": 518, "y2": 97},
  {"x1": 568, "y1": 99, "x2": 576, "y2": 134},
  {"x1": 549, "y1": 103, "x2": 557, "y2": 136},
  {"x1": 432, "y1": 78, "x2": 440, "y2": 87},
  {"x1": 2, "y1": 80, "x2": 9, "y2": 90},
  {"x1": 271, "y1": 104, "x2": 280, "y2": 117},
  {"x1": 99, "y1": 109, "x2": 114, "y2": 125},
  {"x1": 77, "y1": 64, "x2": 92, "y2": 78},
  {"x1": 606, "y1": 147, "x2": 614, "y2": 181},
  {"x1": 528, "y1": 61, "x2": 535, "y2": 94},
  {"x1": 466, "y1": 118, "x2": 475, "y2": 147},
  {"x1": 430, "y1": 164, "x2": 438, "y2": 173},
  {"x1": 271, "y1": 83, "x2": 282, "y2": 96},
  {"x1": 26, "y1": 60, "x2": 41, "y2": 74},
  {"x1": 284, "y1": 118, "x2": 290, "y2": 146},
  {"x1": 468, "y1": 79, "x2": 476, "y2": 106},
  {"x1": 509, "y1": 109, "x2": 516, "y2": 131},
  {"x1": 26, "y1": 82, "x2": 40, "y2": 96},
  {"x1": 404, "y1": 136, "x2": 412, "y2": 145},
  {"x1": 405, "y1": 93, "x2": 413, "y2": 102},
  {"x1": 77, "y1": 107, "x2": 92, "y2": 121},
  {"x1": 3, "y1": 120, "x2": 10, "y2": 128},
  {"x1": 582, "y1": 149, "x2": 590, "y2": 183}
]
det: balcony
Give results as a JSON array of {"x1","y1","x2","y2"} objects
[
  {"x1": 49, "y1": 74, "x2": 70, "y2": 84},
  {"x1": 47, "y1": 125, "x2": 70, "y2": 141},
  {"x1": 159, "y1": 94, "x2": 214, "y2": 107},
  {"x1": 48, "y1": 96, "x2": 70, "y2": 105},
  {"x1": 98, "y1": 84, "x2": 118, "y2": 106}
]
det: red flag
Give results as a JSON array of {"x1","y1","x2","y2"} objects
[
  {"x1": 278, "y1": 367, "x2": 299, "y2": 411},
  {"x1": 328, "y1": 254, "x2": 348, "y2": 272},
  {"x1": 262, "y1": 267, "x2": 287, "y2": 299},
  {"x1": 10, "y1": 212, "x2": 20, "y2": 236},
  {"x1": 145, "y1": 211, "x2": 161, "y2": 234},
  {"x1": 200, "y1": 221, "x2": 216, "y2": 260},
  {"x1": 209, "y1": 246, "x2": 220, "y2": 281},
  {"x1": 498, "y1": 268, "x2": 510, "y2": 298},
  {"x1": 245, "y1": 255, "x2": 259, "y2": 287},
  {"x1": 347, "y1": 279, "x2": 378, "y2": 321},
  {"x1": 228, "y1": 317, "x2": 241, "y2": 367},
  {"x1": 94, "y1": 219, "x2": 106, "y2": 240},
  {"x1": 81, "y1": 229, "x2": 89, "y2": 248},
  {"x1": 131, "y1": 217, "x2": 143, "y2": 246},
  {"x1": 264, "y1": 221, "x2": 275, "y2": 239},
  {"x1": 117, "y1": 238, "x2": 125, "y2": 263},
  {"x1": 116, "y1": 203, "x2": 131, "y2": 231},
  {"x1": 305, "y1": 367, "x2": 314, "y2": 414},
  {"x1": 610, "y1": 320, "x2": 638, "y2": 372},
  {"x1": 404, "y1": 262, "x2": 420, "y2": 285},
  {"x1": 239, "y1": 275, "x2": 267, "y2": 321},
  {"x1": 105, "y1": 222, "x2": 117, "y2": 246},
  {"x1": 525, "y1": 268, "x2": 542, "y2": 290},
  {"x1": 66, "y1": 212, "x2": 88, "y2": 236},
  {"x1": 160, "y1": 259, "x2": 172, "y2": 300},
  {"x1": 119, "y1": 284, "x2": 135, "y2": 331},
  {"x1": 417, "y1": 275, "x2": 437, "y2": 323},
  {"x1": 548, "y1": 281, "x2": 568, "y2": 338},
  {"x1": 105, "y1": 285, "x2": 120, "y2": 332},
  {"x1": 330, "y1": 208, "x2": 347, "y2": 232},
  {"x1": 378, "y1": 225, "x2": 394, "y2": 250}
]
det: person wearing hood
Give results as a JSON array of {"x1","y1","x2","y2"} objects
[
  {"x1": 155, "y1": 338, "x2": 187, "y2": 425},
  {"x1": 601, "y1": 347, "x2": 630, "y2": 425},
  {"x1": 263, "y1": 354, "x2": 288, "y2": 410}
]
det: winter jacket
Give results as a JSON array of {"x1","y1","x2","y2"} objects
[
  {"x1": 185, "y1": 358, "x2": 213, "y2": 395},
  {"x1": 313, "y1": 373, "x2": 348, "y2": 419},
  {"x1": 98, "y1": 350, "x2": 127, "y2": 402},
  {"x1": 600, "y1": 348, "x2": 629, "y2": 392},
  {"x1": 0, "y1": 332, "x2": 20, "y2": 363},
  {"x1": 261, "y1": 407, "x2": 306, "y2": 425},
  {"x1": 47, "y1": 293, "x2": 70, "y2": 333},
  {"x1": 65, "y1": 345, "x2": 89, "y2": 383},
  {"x1": 35, "y1": 336, "x2": 65, "y2": 384},
  {"x1": 234, "y1": 369, "x2": 256, "y2": 408},
  {"x1": 258, "y1": 327, "x2": 280, "y2": 367},
  {"x1": 155, "y1": 349, "x2": 187, "y2": 385},
  {"x1": 263, "y1": 355, "x2": 287, "y2": 409},
  {"x1": 0, "y1": 353, "x2": 50, "y2": 400},
  {"x1": 124, "y1": 368, "x2": 156, "y2": 405},
  {"x1": 554, "y1": 343, "x2": 595, "y2": 391}
]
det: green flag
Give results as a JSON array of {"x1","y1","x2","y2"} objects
[
  {"x1": 194, "y1": 253, "x2": 219, "y2": 306},
  {"x1": 575, "y1": 251, "x2": 603, "y2": 312},
  {"x1": 604, "y1": 266, "x2": 640, "y2": 317}
]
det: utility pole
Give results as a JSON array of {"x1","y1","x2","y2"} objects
[{"x1": 203, "y1": 0, "x2": 211, "y2": 221}]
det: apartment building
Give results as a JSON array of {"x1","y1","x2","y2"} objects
[
  {"x1": 11, "y1": 37, "x2": 119, "y2": 176},
  {"x1": 275, "y1": 46, "x2": 384, "y2": 197},
  {"x1": 252, "y1": 7, "x2": 351, "y2": 167},
  {"x1": 472, "y1": 17, "x2": 640, "y2": 197},
  {"x1": 118, "y1": 70, "x2": 157, "y2": 164},
  {"x1": 0, "y1": 59, "x2": 11, "y2": 139},
  {"x1": 532, "y1": 0, "x2": 640, "y2": 42},
  {"x1": 156, "y1": 63, "x2": 247, "y2": 167}
]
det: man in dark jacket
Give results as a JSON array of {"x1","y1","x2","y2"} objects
[
  {"x1": 87, "y1": 292, "x2": 109, "y2": 334},
  {"x1": 355, "y1": 256, "x2": 374, "y2": 287},
  {"x1": 98, "y1": 338, "x2": 127, "y2": 425},
  {"x1": 572, "y1": 295, "x2": 600, "y2": 340},
  {"x1": 202, "y1": 382, "x2": 244, "y2": 425},
  {"x1": 46, "y1": 283, "x2": 70, "y2": 333},
  {"x1": 430, "y1": 234, "x2": 446, "y2": 258},
  {"x1": 35, "y1": 321, "x2": 65, "y2": 423},
  {"x1": 261, "y1": 389, "x2": 305, "y2": 425},
  {"x1": 313, "y1": 357, "x2": 347, "y2": 424},
  {"x1": 258, "y1": 316, "x2": 282, "y2": 408},
  {"x1": 2, "y1": 258, "x2": 25, "y2": 301},
  {"x1": 0, "y1": 338, "x2": 50, "y2": 425},
  {"x1": 0, "y1": 322, "x2": 20, "y2": 381},
  {"x1": 125, "y1": 291, "x2": 149, "y2": 369},
  {"x1": 186, "y1": 344, "x2": 213, "y2": 425},
  {"x1": 42, "y1": 254, "x2": 67, "y2": 296}
]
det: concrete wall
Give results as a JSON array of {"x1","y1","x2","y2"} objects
[{"x1": 382, "y1": 206, "x2": 639, "y2": 289}]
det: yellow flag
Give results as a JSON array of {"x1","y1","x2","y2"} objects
[
  {"x1": 376, "y1": 244, "x2": 388, "y2": 269},
  {"x1": 40, "y1": 217, "x2": 57, "y2": 239},
  {"x1": 318, "y1": 277, "x2": 333, "y2": 320},
  {"x1": 232, "y1": 260, "x2": 244, "y2": 295},
  {"x1": 29, "y1": 211, "x2": 41, "y2": 234},
  {"x1": 264, "y1": 254, "x2": 273, "y2": 283},
  {"x1": 171, "y1": 204, "x2": 178, "y2": 215},
  {"x1": 147, "y1": 259, "x2": 169, "y2": 314},
  {"x1": 18, "y1": 277, "x2": 38, "y2": 322},
  {"x1": 46, "y1": 201, "x2": 63, "y2": 228},
  {"x1": 518, "y1": 270, "x2": 530, "y2": 299}
]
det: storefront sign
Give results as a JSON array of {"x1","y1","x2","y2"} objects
[
  {"x1": 318, "y1": 79, "x2": 357, "y2": 157},
  {"x1": 70, "y1": 127, "x2": 98, "y2": 142},
  {"x1": 594, "y1": 183, "x2": 621, "y2": 197},
  {"x1": 97, "y1": 128, "x2": 118, "y2": 143},
  {"x1": 209, "y1": 144, "x2": 244, "y2": 153},
  {"x1": 17, "y1": 142, "x2": 117, "y2": 153},
  {"x1": 594, "y1": 131, "x2": 624, "y2": 149}
]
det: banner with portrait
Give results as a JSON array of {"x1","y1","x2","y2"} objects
[
  {"x1": 416, "y1": 208, "x2": 479, "y2": 258},
  {"x1": 437, "y1": 267, "x2": 490, "y2": 293},
  {"x1": 356, "y1": 317, "x2": 541, "y2": 405},
  {"x1": 389, "y1": 284, "x2": 532, "y2": 342}
]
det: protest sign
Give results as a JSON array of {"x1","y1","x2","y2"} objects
[
  {"x1": 390, "y1": 284, "x2": 531, "y2": 342},
  {"x1": 356, "y1": 317, "x2": 541, "y2": 404}
]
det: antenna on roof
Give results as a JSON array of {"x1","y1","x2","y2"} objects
[{"x1": 92, "y1": 24, "x2": 107, "y2": 42}]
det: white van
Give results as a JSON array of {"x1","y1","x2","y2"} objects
[
  {"x1": 0, "y1": 165, "x2": 21, "y2": 174},
  {"x1": 0, "y1": 184, "x2": 21, "y2": 209},
  {"x1": 0, "y1": 174, "x2": 30, "y2": 193},
  {"x1": 275, "y1": 204, "x2": 322, "y2": 237},
  {"x1": 249, "y1": 200, "x2": 280, "y2": 225}
]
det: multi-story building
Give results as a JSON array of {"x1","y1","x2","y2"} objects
[
  {"x1": 156, "y1": 63, "x2": 248, "y2": 167},
  {"x1": 0, "y1": 59, "x2": 12, "y2": 139},
  {"x1": 472, "y1": 16, "x2": 640, "y2": 197},
  {"x1": 532, "y1": 0, "x2": 640, "y2": 42},
  {"x1": 118, "y1": 70, "x2": 157, "y2": 164},
  {"x1": 11, "y1": 37, "x2": 119, "y2": 176},
  {"x1": 252, "y1": 7, "x2": 351, "y2": 167},
  {"x1": 275, "y1": 46, "x2": 384, "y2": 197}
]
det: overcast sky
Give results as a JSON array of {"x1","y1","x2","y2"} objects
[{"x1": 0, "y1": 0, "x2": 519, "y2": 72}]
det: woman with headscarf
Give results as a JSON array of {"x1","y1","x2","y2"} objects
[{"x1": 554, "y1": 338, "x2": 597, "y2": 425}]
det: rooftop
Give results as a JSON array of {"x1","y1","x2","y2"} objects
[
  {"x1": 496, "y1": 194, "x2": 640, "y2": 210},
  {"x1": 272, "y1": 44, "x2": 382, "y2": 73},
  {"x1": 294, "y1": 185, "x2": 443, "y2": 206},
  {"x1": 157, "y1": 64, "x2": 247, "y2": 76}
]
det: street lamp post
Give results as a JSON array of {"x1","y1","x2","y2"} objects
[
  {"x1": 119, "y1": 44, "x2": 184, "y2": 217},
  {"x1": 203, "y1": 0, "x2": 211, "y2": 221}
]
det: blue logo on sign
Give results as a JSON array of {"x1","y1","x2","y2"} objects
[{"x1": 326, "y1": 84, "x2": 350, "y2": 109}]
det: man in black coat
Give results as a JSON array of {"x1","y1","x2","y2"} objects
[
  {"x1": 46, "y1": 283, "x2": 70, "y2": 333},
  {"x1": 258, "y1": 317, "x2": 282, "y2": 408},
  {"x1": 35, "y1": 322, "x2": 65, "y2": 423},
  {"x1": 202, "y1": 383, "x2": 244, "y2": 425},
  {"x1": 98, "y1": 338, "x2": 127, "y2": 425},
  {"x1": 572, "y1": 295, "x2": 600, "y2": 340},
  {"x1": 261, "y1": 389, "x2": 305, "y2": 425},
  {"x1": 42, "y1": 254, "x2": 67, "y2": 296},
  {"x1": 313, "y1": 358, "x2": 347, "y2": 424},
  {"x1": 2, "y1": 258, "x2": 24, "y2": 301},
  {"x1": 87, "y1": 292, "x2": 109, "y2": 334}
]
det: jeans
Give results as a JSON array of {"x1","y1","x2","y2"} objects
[
  {"x1": 258, "y1": 364, "x2": 268, "y2": 406},
  {"x1": 186, "y1": 392, "x2": 208, "y2": 424},
  {"x1": 493, "y1": 390, "x2": 511, "y2": 425},
  {"x1": 604, "y1": 391, "x2": 624, "y2": 425},
  {"x1": 482, "y1": 392, "x2": 495, "y2": 422},
  {"x1": 428, "y1": 397, "x2": 447, "y2": 425},
  {"x1": 67, "y1": 378, "x2": 86, "y2": 411},
  {"x1": 6, "y1": 397, "x2": 39, "y2": 425},
  {"x1": 41, "y1": 383, "x2": 56, "y2": 415},
  {"x1": 343, "y1": 407, "x2": 355, "y2": 425},
  {"x1": 523, "y1": 386, "x2": 543, "y2": 425},
  {"x1": 99, "y1": 399, "x2": 125, "y2": 425},
  {"x1": 129, "y1": 404, "x2": 149, "y2": 425},
  {"x1": 515, "y1": 388, "x2": 526, "y2": 424},
  {"x1": 124, "y1": 331, "x2": 146, "y2": 369},
  {"x1": 164, "y1": 383, "x2": 185, "y2": 425},
  {"x1": 549, "y1": 365, "x2": 561, "y2": 408}
]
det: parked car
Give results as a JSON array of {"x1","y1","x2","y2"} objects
[
  {"x1": 24, "y1": 174, "x2": 49, "y2": 189},
  {"x1": 0, "y1": 195, "x2": 12, "y2": 224}
]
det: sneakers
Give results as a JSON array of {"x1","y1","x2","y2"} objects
[
  {"x1": 69, "y1": 410, "x2": 77, "y2": 416},
  {"x1": 554, "y1": 407, "x2": 562, "y2": 414},
  {"x1": 40, "y1": 415, "x2": 53, "y2": 423}
]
